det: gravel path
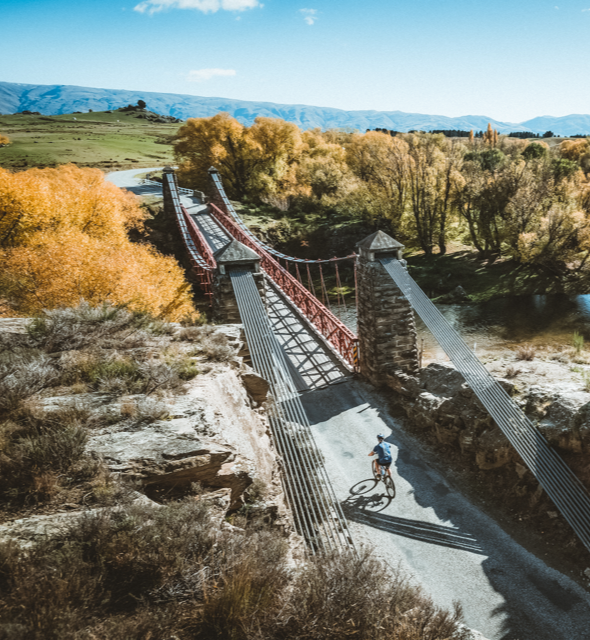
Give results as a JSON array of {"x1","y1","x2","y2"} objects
[{"x1": 304, "y1": 379, "x2": 590, "y2": 640}]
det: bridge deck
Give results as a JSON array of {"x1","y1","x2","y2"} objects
[{"x1": 180, "y1": 194, "x2": 349, "y2": 391}]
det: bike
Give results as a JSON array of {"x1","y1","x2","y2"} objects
[{"x1": 372, "y1": 459, "x2": 395, "y2": 498}]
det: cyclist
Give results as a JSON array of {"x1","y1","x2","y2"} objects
[{"x1": 369, "y1": 434, "x2": 393, "y2": 481}]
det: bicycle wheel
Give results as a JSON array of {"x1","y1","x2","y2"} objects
[
  {"x1": 384, "y1": 474, "x2": 396, "y2": 499},
  {"x1": 371, "y1": 459, "x2": 380, "y2": 482}
]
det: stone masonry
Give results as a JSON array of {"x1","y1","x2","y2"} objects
[{"x1": 357, "y1": 231, "x2": 419, "y2": 385}]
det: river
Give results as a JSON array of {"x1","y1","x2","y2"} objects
[{"x1": 331, "y1": 294, "x2": 590, "y2": 361}]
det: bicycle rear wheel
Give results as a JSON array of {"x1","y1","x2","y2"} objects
[{"x1": 384, "y1": 474, "x2": 396, "y2": 498}]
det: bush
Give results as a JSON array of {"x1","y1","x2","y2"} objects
[
  {"x1": 0, "y1": 165, "x2": 197, "y2": 321},
  {"x1": 179, "y1": 325, "x2": 234, "y2": 362},
  {"x1": 0, "y1": 499, "x2": 464, "y2": 640},
  {"x1": 27, "y1": 302, "x2": 156, "y2": 353},
  {"x1": 516, "y1": 344, "x2": 536, "y2": 361},
  {"x1": 0, "y1": 352, "x2": 59, "y2": 413},
  {"x1": 0, "y1": 405, "x2": 94, "y2": 501}
]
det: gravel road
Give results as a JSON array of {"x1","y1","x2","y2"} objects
[{"x1": 303, "y1": 379, "x2": 590, "y2": 640}]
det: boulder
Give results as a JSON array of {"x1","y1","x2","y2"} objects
[
  {"x1": 537, "y1": 391, "x2": 590, "y2": 452},
  {"x1": 420, "y1": 363, "x2": 467, "y2": 397},
  {"x1": 475, "y1": 428, "x2": 513, "y2": 470},
  {"x1": 87, "y1": 416, "x2": 252, "y2": 508},
  {"x1": 240, "y1": 366, "x2": 270, "y2": 405}
]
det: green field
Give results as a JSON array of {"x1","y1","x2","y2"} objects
[{"x1": 0, "y1": 110, "x2": 180, "y2": 170}]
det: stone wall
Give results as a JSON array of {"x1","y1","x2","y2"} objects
[
  {"x1": 387, "y1": 363, "x2": 590, "y2": 470},
  {"x1": 212, "y1": 270, "x2": 266, "y2": 324},
  {"x1": 357, "y1": 255, "x2": 418, "y2": 385}
]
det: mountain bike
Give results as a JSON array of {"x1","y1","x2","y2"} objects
[{"x1": 372, "y1": 459, "x2": 395, "y2": 498}]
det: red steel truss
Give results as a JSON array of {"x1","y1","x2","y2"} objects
[{"x1": 208, "y1": 202, "x2": 359, "y2": 370}]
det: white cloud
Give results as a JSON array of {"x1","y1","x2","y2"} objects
[
  {"x1": 186, "y1": 68, "x2": 237, "y2": 82},
  {"x1": 135, "y1": 0, "x2": 260, "y2": 15},
  {"x1": 300, "y1": 8, "x2": 317, "y2": 25}
]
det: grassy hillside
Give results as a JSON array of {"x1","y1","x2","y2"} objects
[{"x1": 0, "y1": 110, "x2": 179, "y2": 170}]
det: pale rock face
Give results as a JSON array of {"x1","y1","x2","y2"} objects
[{"x1": 387, "y1": 362, "x2": 590, "y2": 473}]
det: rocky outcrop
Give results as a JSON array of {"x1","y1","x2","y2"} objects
[
  {"x1": 387, "y1": 362, "x2": 590, "y2": 472},
  {"x1": 0, "y1": 492, "x2": 157, "y2": 549}
]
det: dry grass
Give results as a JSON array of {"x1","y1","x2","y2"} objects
[
  {"x1": 0, "y1": 404, "x2": 100, "y2": 503},
  {"x1": 505, "y1": 365, "x2": 521, "y2": 378},
  {"x1": 178, "y1": 325, "x2": 234, "y2": 362},
  {"x1": 0, "y1": 498, "x2": 464, "y2": 640},
  {"x1": 516, "y1": 344, "x2": 536, "y2": 361},
  {"x1": 27, "y1": 302, "x2": 175, "y2": 354},
  {"x1": 0, "y1": 351, "x2": 59, "y2": 413}
]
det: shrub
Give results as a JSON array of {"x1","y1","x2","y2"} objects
[
  {"x1": 179, "y1": 325, "x2": 234, "y2": 362},
  {"x1": 505, "y1": 365, "x2": 521, "y2": 378},
  {"x1": 0, "y1": 500, "x2": 215, "y2": 638},
  {"x1": 28, "y1": 302, "x2": 154, "y2": 353},
  {"x1": 516, "y1": 344, "x2": 536, "y2": 361},
  {"x1": 0, "y1": 165, "x2": 198, "y2": 321},
  {"x1": 0, "y1": 352, "x2": 59, "y2": 413},
  {"x1": 573, "y1": 331, "x2": 585, "y2": 355},
  {"x1": 0, "y1": 405, "x2": 93, "y2": 501},
  {"x1": 0, "y1": 500, "x2": 464, "y2": 640}
]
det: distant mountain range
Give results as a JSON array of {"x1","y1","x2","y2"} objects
[{"x1": 2, "y1": 81, "x2": 590, "y2": 136}]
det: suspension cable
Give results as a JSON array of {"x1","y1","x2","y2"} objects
[
  {"x1": 229, "y1": 269, "x2": 355, "y2": 553},
  {"x1": 380, "y1": 257, "x2": 590, "y2": 553}
]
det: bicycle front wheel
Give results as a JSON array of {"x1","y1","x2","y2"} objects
[{"x1": 384, "y1": 474, "x2": 396, "y2": 499}]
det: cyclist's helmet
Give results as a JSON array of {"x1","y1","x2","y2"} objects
[{"x1": 377, "y1": 434, "x2": 385, "y2": 440}]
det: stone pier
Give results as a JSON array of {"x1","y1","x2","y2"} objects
[
  {"x1": 212, "y1": 239, "x2": 266, "y2": 324},
  {"x1": 356, "y1": 231, "x2": 419, "y2": 385}
]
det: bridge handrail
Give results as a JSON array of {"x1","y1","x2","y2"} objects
[
  {"x1": 164, "y1": 172, "x2": 214, "y2": 300},
  {"x1": 208, "y1": 201, "x2": 358, "y2": 369},
  {"x1": 181, "y1": 205, "x2": 217, "y2": 269},
  {"x1": 209, "y1": 171, "x2": 355, "y2": 265},
  {"x1": 143, "y1": 178, "x2": 195, "y2": 196}
]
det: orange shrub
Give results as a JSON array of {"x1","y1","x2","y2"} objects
[{"x1": 0, "y1": 165, "x2": 197, "y2": 320}]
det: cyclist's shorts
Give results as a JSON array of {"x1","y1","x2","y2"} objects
[{"x1": 378, "y1": 459, "x2": 392, "y2": 468}]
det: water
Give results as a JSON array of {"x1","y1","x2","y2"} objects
[{"x1": 330, "y1": 294, "x2": 590, "y2": 360}]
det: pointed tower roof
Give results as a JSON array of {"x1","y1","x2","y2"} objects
[
  {"x1": 357, "y1": 230, "x2": 404, "y2": 262},
  {"x1": 357, "y1": 230, "x2": 403, "y2": 252},
  {"x1": 214, "y1": 239, "x2": 260, "y2": 265}
]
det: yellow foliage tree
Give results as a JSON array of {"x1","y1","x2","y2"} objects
[
  {"x1": 0, "y1": 165, "x2": 197, "y2": 320},
  {"x1": 175, "y1": 113, "x2": 302, "y2": 201},
  {"x1": 0, "y1": 134, "x2": 10, "y2": 146}
]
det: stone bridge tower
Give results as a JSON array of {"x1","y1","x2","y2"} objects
[{"x1": 356, "y1": 231, "x2": 419, "y2": 386}]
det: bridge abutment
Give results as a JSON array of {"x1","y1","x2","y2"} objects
[
  {"x1": 212, "y1": 239, "x2": 266, "y2": 323},
  {"x1": 356, "y1": 231, "x2": 419, "y2": 385}
]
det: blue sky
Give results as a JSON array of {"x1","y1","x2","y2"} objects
[{"x1": 1, "y1": 0, "x2": 590, "y2": 122}]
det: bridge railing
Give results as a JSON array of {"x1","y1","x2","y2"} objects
[
  {"x1": 164, "y1": 172, "x2": 215, "y2": 301},
  {"x1": 208, "y1": 201, "x2": 359, "y2": 370}
]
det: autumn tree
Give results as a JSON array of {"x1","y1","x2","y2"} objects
[
  {"x1": 0, "y1": 165, "x2": 196, "y2": 320},
  {"x1": 405, "y1": 133, "x2": 464, "y2": 255},
  {"x1": 345, "y1": 131, "x2": 410, "y2": 233},
  {"x1": 0, "y1": 134, "x2": 10, "y2": 146},
  {"x1": 560, "y1": 138, "x2": 590, "y2": 175},
  {"x1": 175, "y1": 113, "x2": 302, "y2": 202}
]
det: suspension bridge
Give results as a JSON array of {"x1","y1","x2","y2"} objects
[{"x1": 109, "y1": 166, "x2": 590, "y2": 639}]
